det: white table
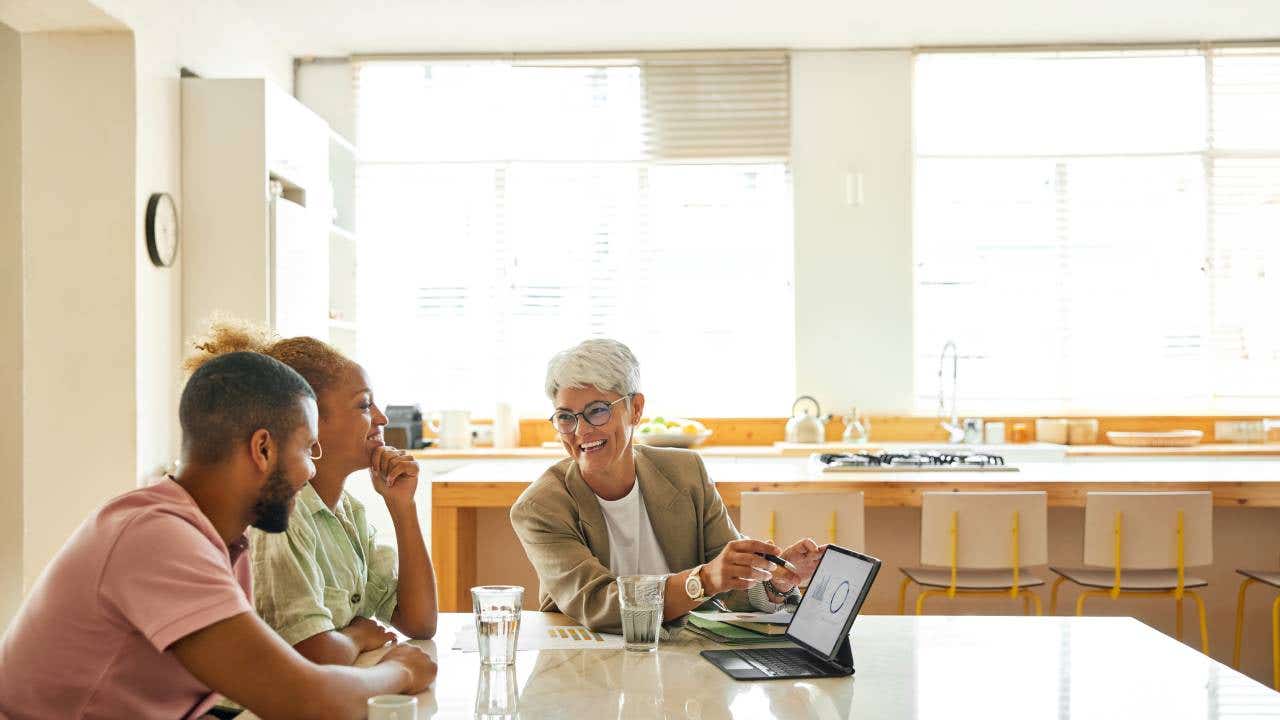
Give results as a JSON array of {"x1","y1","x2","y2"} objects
[{"x1": 241, "y1": 612, "x2": 1280, "y2": 719}]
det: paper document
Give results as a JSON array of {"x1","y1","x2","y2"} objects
[
  {"x1": 453, "y1": 625, "x2": 625, "y2": 652},
  {"x1": 691, "y1": 610, "x2": 794, "y2": 625}
]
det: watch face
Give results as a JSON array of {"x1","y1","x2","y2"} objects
[
  {"x1": 146, "y1": 192, "x2": 179, "y2": 267},
  {"x1": 685, "y1": 571, "x2": 703, "y2": 598}
]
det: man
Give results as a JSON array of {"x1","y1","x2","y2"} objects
[{"x1": 0, "y1": 352, "x2": 434, "y2": 720}]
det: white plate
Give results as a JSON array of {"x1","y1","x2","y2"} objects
[{"x1": 636, "y1": 431, "x2": 713, "y2": 448}]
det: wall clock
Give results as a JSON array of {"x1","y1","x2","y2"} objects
[{"x1": 145, "y1": 192, "x2": 179, "y2": 267}]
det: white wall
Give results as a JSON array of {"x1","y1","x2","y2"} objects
[
  {"x1": 85, "y1": 0, "x2": 294, "y2": 480},
  {"x1": 792, "y1": 51, "x2": 915, "y2": 414},
  {"x1": 0, "y1": 22, "x2": 24, "y2": 627},
  {"x1": 0, "y1": 0, "x2": 294, "y2": 628},
  {"x1": 19, "y1": 31, "x2": 137, "y2": 593},
  {"x1": 295, "y1": 61, "x2": 354, "y2": 142}
]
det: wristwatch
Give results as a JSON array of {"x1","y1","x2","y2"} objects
[{"x1": 685, "y1": 565, "x2": 708, "y2": 602}]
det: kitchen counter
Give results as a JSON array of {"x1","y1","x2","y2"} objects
[
  {"x1": 431, "y1": 459, "x2": 1280, "y2": 507},
  {"x1": 428, "y1": 458, "x2": 1280, "y2": 612},
  {"x1": 411, "y1": 442, "x2": 1280, "y2": 460},
  {"x1": 410, "y1": 444, "x2": 784, "y2": 460},
  {"x1": 1065, "y1": 442, "x2": 1280, "y2": 457}
]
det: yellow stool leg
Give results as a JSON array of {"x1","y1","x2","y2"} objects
[
  {"x1": 898, "y1": 576, "x2": 912, "y2": 615},
  {"x1": 1187, "y1": 591, "x2": 1208, "y2": 655},
  {"x1": 1032, "y1": 592, "x2": 1043, "y2": 617},
  {"x1": 1076, "y1": 591, "x2": 1088, "y2": 617},
  {"x1": 1272, "y1": 595, "x2": 1280, "y2": 691},
  {"x1": 1176, "y1": 596, "x2": 1184, "y2": 642},
  {"x1": 1234, "y1": 578, "x2": 1256, "y2": 668},
  {"x1": 1050, "y1": 576, "x2": 1067, "y2": 615},
  {"x1": 916, "y1": 589, "x2": 945, "y2": 616}
]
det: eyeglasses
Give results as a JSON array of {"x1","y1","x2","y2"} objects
[
  {"x1": 310, "y1": 442, "x2": 324, "y2": 461},
  {"x1": 548, "y1": 395, "x2": 632, "y2": 435}
]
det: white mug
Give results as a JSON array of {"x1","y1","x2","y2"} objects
[
  {"x1": 429, "y1": 409, "x2": 472, "y2": 449},
  {"x1": 368, "y1": 694, "x2": 418, "y2": 720}
]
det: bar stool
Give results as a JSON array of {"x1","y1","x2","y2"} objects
[
  {"x1": 1232, "y1": 567, "x2": 1280, "y2": 689},
  {"x1": 899, "y1": 491, "x2": 1048, "y2": 616},
  {"x1": 1049, "y1": 491, "x2": 1211, "y2": 654},
  {"x1": 739, "y1": 491, "x2": 865, "y2": 550}
]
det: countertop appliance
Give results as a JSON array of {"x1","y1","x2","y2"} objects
[
  {"x1": 817, "y1": 451, "x2": 1018, "y2": 473},
  {"x1": 384, "y1": 404, "x2": 425, "y2": 449},
  {"x1": 786, "y1": 395, "x2": 827, "y2": 444}
]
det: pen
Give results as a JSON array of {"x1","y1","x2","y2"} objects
[{"x1": 754, "y1": 552, "x2": 798, "y2": 573}]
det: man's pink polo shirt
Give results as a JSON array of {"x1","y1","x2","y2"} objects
[{"x1": 0, "y1": 477, "x2": 254, "y2": 719}]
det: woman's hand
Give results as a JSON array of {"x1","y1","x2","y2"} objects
[
  {"x1": 768, "y1": 539, "x2": 826, "y2": 592},
  {"x1": 339, "y1": 616, "x2": 397, "y2": 653},
  {"x1": 370, "y1": 445, "x2": 419, "y2": 511},
  {"x1": 701, "y1": 539, "x2": 782, "y2": 596}
]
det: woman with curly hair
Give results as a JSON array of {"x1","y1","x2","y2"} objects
[{"x1": 184, "y1": 319, "x2": 437, "y2": 664}]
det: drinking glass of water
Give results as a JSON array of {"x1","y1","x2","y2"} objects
[
  {"x1": 616, "y1": 575, "x2": 665, "y2": 652},
  {"x1": 471, "y1": 585, "x2": 523, "y2": 666}
]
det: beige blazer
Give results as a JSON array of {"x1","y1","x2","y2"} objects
[{"x1": 509, "y1": 444, "x2": 747, "y2": 633}]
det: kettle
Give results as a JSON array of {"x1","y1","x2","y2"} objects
[{"x1": 785, "y1": 395, "x2": 827, "y2": 444}]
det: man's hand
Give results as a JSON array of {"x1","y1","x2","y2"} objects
[
  {"x1": 171, "y1": 612, "x2": 436, "y2": 720},
  {"x1": 701, "y1": 539, "x2": 781, "y2": 596},
  {"x1": 370, "y1": 446, "x2": 419, "y2": 510},
  {"x1": 769, "y1": 539, "x2": 826, "y2": 592},
  {"x1": 340, "y1": 616, "x2": 397, "y2": 653},
  {"x1": 377, "y1": 643, "x2": 437, "y2": 694}
]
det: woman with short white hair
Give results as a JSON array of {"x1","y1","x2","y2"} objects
[{"x1": 511, "y1": 338, "x2": 824, "y2": 632}]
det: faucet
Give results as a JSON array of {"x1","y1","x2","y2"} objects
[{"x1": 937, "y1": 340, "x2": 964, "y2": 443}]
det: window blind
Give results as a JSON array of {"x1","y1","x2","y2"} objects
[
  {"x1": 914, "y1": 48, "x2": 1280, "y2": 414},
  {"x1": 640, "y1": 54, "x2": 790, "y2": 160},
  {"x1": 1208, "y1": 48, "x2": 1280, "y2": 405},
  {"x1": 353, "y1": 54, "x2": 794, "y2": 417}
]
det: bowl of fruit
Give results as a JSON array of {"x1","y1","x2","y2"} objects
[{"x1": 635, "y1": 417, "x2": 712, "y2": 448}]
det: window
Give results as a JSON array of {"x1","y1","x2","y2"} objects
[
  {"x1": 354, "y1": 55, "x2": 794, "y2": 418},
  {"x1": 914, "y1": 48, "x2": 1280, "y2": 414}
]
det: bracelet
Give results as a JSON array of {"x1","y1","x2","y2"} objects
[{"x1": 762, "y1": 580, "x2": 802, "y2": 606}]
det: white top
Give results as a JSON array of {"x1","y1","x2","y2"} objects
[
  {"x1": 596, "y1": 477, "x2": 671, "y2": 577},
  {"x1": 596, "y1": 477, "x2": 781, "y2": 612}
]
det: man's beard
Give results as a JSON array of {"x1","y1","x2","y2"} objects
[{"x1": 250, "y1": 469, "x2": 296, "y2": 533}]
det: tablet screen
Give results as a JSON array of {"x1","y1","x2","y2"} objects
[{"x1": 785, "y1": 547, "x2": 879, "y2": 659}]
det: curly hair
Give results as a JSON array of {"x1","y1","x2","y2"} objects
[{"x1": 184, "y1": 316, "x2": 352, "y2": 399}]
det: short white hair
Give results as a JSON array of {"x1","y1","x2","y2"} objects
[{"x1": 545, "y1": 338, "x2": 641, "y2": 402}]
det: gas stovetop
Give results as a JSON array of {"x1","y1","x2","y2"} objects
[{"x1": 817, "y1": 451, "x2": 1019, "y2": 472}]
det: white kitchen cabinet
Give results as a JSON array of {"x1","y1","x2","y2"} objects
[{"x1": 181, "y1": 78, "x2": 331, "y2": 340}]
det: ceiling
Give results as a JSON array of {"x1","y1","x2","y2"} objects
[{"x1": 236, "y1": 0, "x2": 1280, "y2": 57}]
